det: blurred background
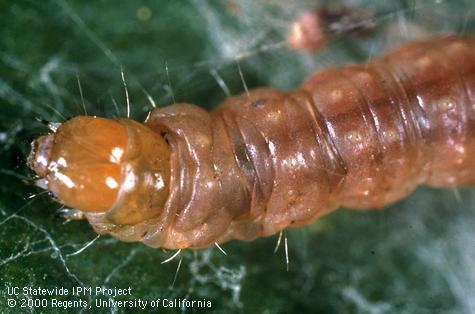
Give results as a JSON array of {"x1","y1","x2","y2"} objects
[{"x1": 1, "y1": 0, "x2": 475, "y2": 313}]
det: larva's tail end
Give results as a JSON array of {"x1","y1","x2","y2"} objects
[{"x1": 287, "y1": 10, "x2": 327, "y2": 51}]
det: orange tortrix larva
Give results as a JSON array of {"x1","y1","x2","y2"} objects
[{"x1": 28, "y1": 36, "x2": 475, "y2": 249}]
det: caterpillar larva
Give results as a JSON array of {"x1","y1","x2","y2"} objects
[{"x1": 27, "y1": 36, "x2": 475, "y2": 249}]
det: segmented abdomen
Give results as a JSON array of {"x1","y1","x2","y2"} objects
[{"x1": 144, "y1": 36, "x2": 475, "y2": 249}]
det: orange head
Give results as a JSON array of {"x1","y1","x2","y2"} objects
[{"x1": 27, "y1": 116, "x2": 171, "y2": 225}]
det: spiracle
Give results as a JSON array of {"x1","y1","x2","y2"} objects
[{"x1": 27, "y1": 36, "x2": 475, "y2": 249}]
